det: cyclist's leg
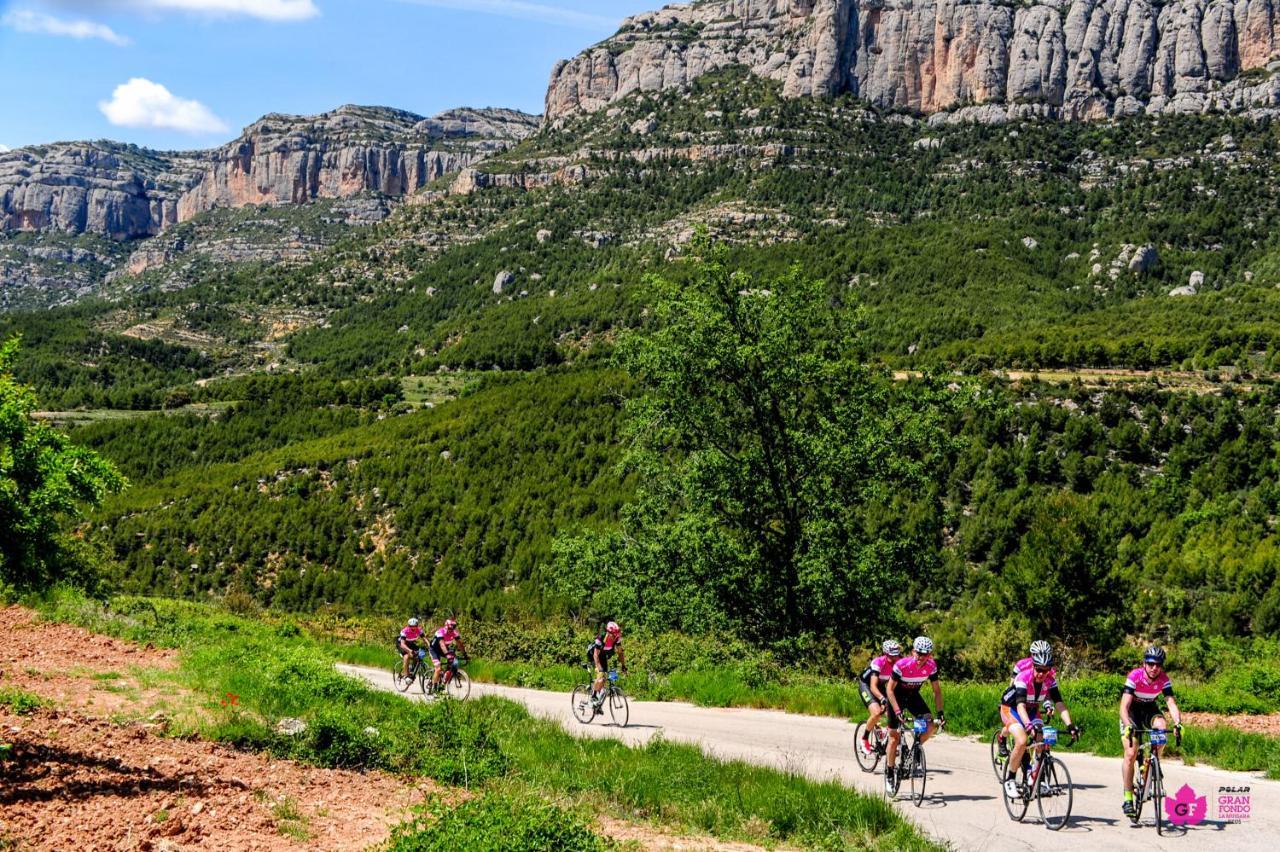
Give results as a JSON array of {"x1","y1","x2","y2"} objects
[
  {"x1": 428, "y1": 643, "x2": 444, "y2": 685},
  {"x1": 1002, "y1": 706, "x2": 1029, "y2": 779},
  {"x1": 884, "y1": 702, "x2": 903, "y2": 769},
  {"x1": 1121, "y1": 720, "x2": 1138, "y2": 794},
  {"x1": 906, "y1": 693, "x2": 935, "y2": 742},
  {"x1": 1150, "y1": 711, "x2": 1168, "y2": 758},
  {"x1": 398, "y1": 641, "x2": 412, "y2": 676}
]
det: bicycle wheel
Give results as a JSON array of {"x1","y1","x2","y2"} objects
[
  {"x1": 446, "y1": 669, "x2": 471, "y2": 700},
  {"x1": 608, "y1": 688, "x2": 629, "y2": 727},
  {"x1": 1149, "y1": 756, "x2": 1164, "y2": 835},
  {"x1": 392, "y1": 664, "x2": 412, "y2": 692},
  {"x1": 1003, "y1": 764, "x2": 1030, "y2": 822},
  {"x1": 1036, "y1": 757, "x2": 1073, "y2": 831},
  {"x1": 910, "y1": 742, "x2": 928, "y2": 807},
  {"x1": 989, "y1": 729, "x2": 1008, "y2": 781},
  {"x1": 571, "y1": 685, "x2": 595, "y2": 724},
  {"x1": 419, "y1": 667, "x2": 433, "y2": 695},
  {"x1": 854, "y1": 722, "x2": 882, "y2": 773}
]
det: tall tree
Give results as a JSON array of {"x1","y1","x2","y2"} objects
[{"x1": 551, "y1": 238, "x2": 959, "y2": 643}]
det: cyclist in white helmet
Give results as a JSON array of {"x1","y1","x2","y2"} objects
[
  {"x1": 396, "y1": 617, "x2": 425, "y2": 679},
  {"x1": 585, "y1": 621, "x2": 627, "y2": 713},
  {"x1": 884, "y1": 636, "x2": 945, "y2": 794}
]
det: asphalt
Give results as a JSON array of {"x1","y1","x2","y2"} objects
[{"x1": 338, "y1": 663, "x2": 1277, "y2": 851}]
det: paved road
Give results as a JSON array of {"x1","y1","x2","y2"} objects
[{"x1": 339, "y1": 664, "x2": 1277, "y2": 851}]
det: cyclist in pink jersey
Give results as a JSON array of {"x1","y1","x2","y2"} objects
[
  {"x1": 428, "y1": 618, "x2": 467, "y2": 690},
  {"x1": 396, "y1": 617, "x2": 424, "y2": 678},
  {"x1": 884, "y1": 636, "x2": 945, "y2": 794},
  {"x1": 997, "y1": 639, "x2": 1054, "y2": 757},
  {"x1": 1120, "y1": 645, "x2": 1182, "y2": 817},
  {"x1": 998, "y1": 643, "x2": 1079, "y2": 799},
  {"x1": 857, "y1": 639, "x2": 902, "y2": 756}
]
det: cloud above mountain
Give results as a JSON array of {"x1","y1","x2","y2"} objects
[
  {"x1": 1, "y1": 9, "x2": 131, "y2": 44},
  {"x1": 99, "y1": 78, "x2": 228, "y2": 134},
  {"x1": 48, "y1": 0, "x2": 319, "y2": 21}
]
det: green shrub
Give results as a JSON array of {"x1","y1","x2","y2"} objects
[
  {"x1": 300, "y1": 707, "x2": 386, "y2": 770},
  {"x1": 0, "y1": 687, "x2": 44, "y2": 716},
  {"x1": 386, "y1": 793, "x2": 607, "y2": 852}
]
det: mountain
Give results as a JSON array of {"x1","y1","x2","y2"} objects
[{"x1": 546, "y1": 0, "x2": 1280, "y2": 123}]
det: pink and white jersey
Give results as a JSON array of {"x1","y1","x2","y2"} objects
[
  {"x1": 1010, "y1": 657, "x2": 1057, "y2": 685},
  {"x1": 434, "y1": 626, "x2": 459, "y2": 644},
  {"x1": 399, "y1": 625, "x2": 424, "y2": 641},
  {"x1": 891, "y1": 656, "x2": 939, "y2": 690},
  {"x1": 1012, "y1": 668, "x2": 1058, "y2": 702},
  {"x1": 861, "y1": 654, "x2": 896, "y2": 683},
  {"x1": 1123, "y1": 667, "x2": 1174, "y2": 703}
]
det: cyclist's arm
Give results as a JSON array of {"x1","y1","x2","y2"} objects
[
  {"x1": 886, "y1": 677, "x2": 900, "y2": 714},
  {"x1": 869, "y1": 677, "x2": 886, "y2": 703},
  {"x1": 616, "y1": 646, "x2": 627, "y2": 670},
  {"x1": 455, "y1": 637, "x2": 467, "y2": 655},
  {"x1": 592, "y1": 646, "x2": 603, "y2": 669},
  {"x1": 930, "y1": 676, "x2": 943, "y2": 717},
  {"x1": 1119, "y1": 691, "x2": 1134, "y2": 729},
  {"x1": 1166, "y1": 695, "x2": 1182, "y2": 727},
  {"x1": 1048, "y1": 685, "x2": 1072, "y2": 727}
]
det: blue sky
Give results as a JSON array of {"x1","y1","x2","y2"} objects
[{"x1": 0, "y1": 0, "x2": 658, "y2": 150}]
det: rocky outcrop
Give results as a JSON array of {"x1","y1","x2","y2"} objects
[
  {"x1": 0, "y1": 143, "x2": 199, "y2": 240},
  {"x1": 546, "y1": 0, "x2": 1280, "y2": 121},
  {"x1": 176, "y1": 105, "x2": 539, "y2": 220},
  {"x1": 0, "y1": 105, "x2": 539, "y2": 240}
]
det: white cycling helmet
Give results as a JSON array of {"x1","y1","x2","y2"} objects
[
  {"x1": 1029, "y1": 640, "x2": 1053, "y2": 667},
  {"x1": 882, "y1": 639, "x2": 903, "y2": 656},
  {"x1": 912, "y1": 636, "x2": 933, "y2": 655},
  {"x1": 407, "y1": 617, "x2": 419, "y2": 627},
  {"x1": 606, "y1": 621, "x2": 621, "y2": 636}
]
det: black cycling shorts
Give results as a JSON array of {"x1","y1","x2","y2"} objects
[
  {"x1": 887, "y1": 690, "x2": 932, "y2": 731},
  {"x1": 398, "y1": 639, "x2": 422, "y2": 656},
  {"x1": 1125, "y1": 701, "x2": 1164, "y2": 735},
  {"x1": 858, "y1": 678, "x2": 885, "y2": 709}
]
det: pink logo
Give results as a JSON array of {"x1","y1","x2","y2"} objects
[{"x1": 1165, "y1": 784, "x2": 1207, "y2": 826}]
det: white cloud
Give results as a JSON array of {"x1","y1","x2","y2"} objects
[
  {"x1": 394, "y1": 0, "x2": 614, "y2": 29},
  {"x1": 131, "y1": 0, "x2": 319, "y2": 20},
  {"x1": 0, "y1": 145, "x2": 10, "y2": 153},
  {"x1": 99, "y1": 78, "x2": 229, "y2": 135},
  {"x1": 48, "y1": 0, "x2": 318, "y2": 22},
  {"x1": 1, "y1": 9, "x2": 131, "y2": 45}
]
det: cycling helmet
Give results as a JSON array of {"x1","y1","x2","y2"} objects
[
  {"x1": 912, "y1": 636, "x2": 933, "y2": 655},
  {"x1": 1030, "y1": 640, "x2": 1053, "y2": 667},
  {"x1": 882, "y1": 639, "x2": 903, "y2": 656},
  {"x1": 1143, "y1": 645, "x2": 1166, "y2": 666},
  {"x1": 606, "y1": 621, "x2": 621, "y2": 636},
  {"x1": 407, "y1": 617, "x2": 419, "y2": 627},
  {"x1": 444, "y1": 618, "x2": 457, "y2": 630}
]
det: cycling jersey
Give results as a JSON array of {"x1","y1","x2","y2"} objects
[
  {"x1": 1001, "y1": 668, "x2": 1063, "y2": 708},
  {"x1": 1122, "y1": 667, "x2": 1174, "y2": 703},
  {"x1": 1009, "y1": 656, "x2": 1058, "y2": 685},
  {"x1": 586, "y1": 634, "x2": 621, "y2": 668},
  {"x1": 399, "y1": 625, "x2": 424, "y2": 642},
  {"x1": 432, "y1": 626, "x2": 459, "y2": 645},
  {"x1": 890, "y1": 656, "x2": 939, "y2": 690},
  {"x1": 860, "y1": 654, "x2": 896, "y2": 685}
]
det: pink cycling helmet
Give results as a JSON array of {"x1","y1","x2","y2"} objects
[{"x1": 444, "y1": 618, "x2": 457, "y2": 630}]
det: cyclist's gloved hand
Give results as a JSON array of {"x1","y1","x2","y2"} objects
[
  {"x1": 1029, "y1": 718, "x2": 1044, "y2": 729},
  {"x1": 1122, "y1": 723, "x2": 1133, "y2": 740},
  {"x1": 1174, "y1": 723, "x2": 1183, "y2": 745},
  {"x1": 936, "y1": 711, "x2": 946, "y2": 726},
  {"x1": 1067, "y1": 724, "x2": 1081, "y2": 743}
]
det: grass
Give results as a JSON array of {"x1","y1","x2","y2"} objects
[
  {"x1": 271, "y1": 795, "x2": 310, "y2": 840},
  {"x1": 31, "y1": 587, "x2": 937, "y2": 850},
  {"x1": 0, "y1": 686, "x2": 45, "y2": 716}
]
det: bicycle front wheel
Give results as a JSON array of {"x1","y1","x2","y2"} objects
[
  {"x1": 446, "y1": 670, "x2": 471, "y2": 700},
  {"x1": 571, "y1": 685, "x2": 595, "y2": 724},
  {"x1": 1036, "y1": 757, "x2": 1073, "y2": 831},
  {"x1": 854, "y1": 722, "x2": 881, "y2": 773},
  {"x1": 989, "y1": 729, "x2": 1008, "y2": 781},
  {"x1": 392, "y1": 664, "x2": 412, "y2": 692},
  {"x1": 910, "y1": 743, "x2": 928, "y2": 807},
  {"x1": 1149, "y1": 756, "x2": 1164, "y2": 834},
  {"x1": 608, "y1": 688, "x2": 629, "y2": 727},
  {"x1": 1003, "y1": 765, "x2": 1030, "y2": 822}
]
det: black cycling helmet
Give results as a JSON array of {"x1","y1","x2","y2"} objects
[{"x1": 1143, "y1": 645, "x2": 1166, "y2": 666}]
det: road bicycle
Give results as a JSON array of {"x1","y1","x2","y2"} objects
[
  {"x1": 854, "y1": 717, "x2": 891, "y2": 772},
  {"x1": 1129, "y1": 726, "x2": 1179, "y2": 834},
  {"x1": 1001, "y1": 719, "x2": 1075, "y2": 830},
  {"x1": 391, "y1": 648, "x2": 429, "y2": 692},
  {"x1": 424, "y1": 655, "x2": 471, "y2": 700},
  {"x1": 571, "y1": 667, "x2": 628, "y2": 727},
  {"x1": 885, "y1": 715, "x2": 933, "y2": 806},
  {"x1": 990, "y1": 700, "x2": 1055, "y2": 781}
]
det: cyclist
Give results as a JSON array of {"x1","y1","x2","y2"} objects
[
  {"x1": 396, "y1": 617, "x2": 424, "y2": 679},
  {"x1": 428, "y1": 618, "x2": 468, "y2": 691},
  {"x1": 1120, "y1": 645, "x2": 1182, "y2": 818},
  {"x1": 884, "y1": 636, "x2": 945, "y2": 794},
  {"x1": 997, "y1": 639, "x2": 1054, "y2": 757},
  {"x1": 586, "y1": 621, "x2": 627, "y2": 713},
  {"x1": 857, "y1": 639, "x2": 902, "y2": 757},
  {"x1": 1000, "y1": 643, "x2": 1080, "y2": 799}
]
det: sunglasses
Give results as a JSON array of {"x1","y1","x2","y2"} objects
[
  {"x1": 1143, "y1": 661, "x2": 1162, "y2": 667},
  {"x1": 1033, "y1": 666, "x2": 1050, "y2": 674}
]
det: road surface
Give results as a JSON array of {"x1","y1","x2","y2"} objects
[{"x1": 338, "y1": 663, "x2": 1276, "y2": 851}]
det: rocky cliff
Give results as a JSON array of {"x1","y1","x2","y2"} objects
[
  {"x1": 0, "y1": 105, "x2": 539, "y2": 241},
  {"x1": 546, "y1": 0, "x2": 1280, "y2": 122}
]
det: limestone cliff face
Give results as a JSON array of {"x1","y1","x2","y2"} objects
[
  {"x1": 545, "y1": 0, "x2": 1280, "y2": 121},
  {"x1": 0, "y1": 105, "x2": 538, "y2": 240}
]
